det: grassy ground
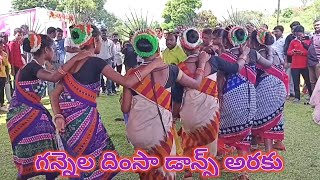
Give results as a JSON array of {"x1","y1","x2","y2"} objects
[{"x1": 0, "y1": 94, "x2": 319, "y2": 180}]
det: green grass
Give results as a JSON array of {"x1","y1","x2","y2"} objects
[{"x1": 0, "y1": 95, "x2": 319, "y2": 180}]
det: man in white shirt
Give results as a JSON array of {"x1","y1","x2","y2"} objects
[
  {"x1": 272, "y1": 25, "x2": 286, "y2": 61},
  {"x1": 97, "y1": 27, "x2": 116, "y2": 95},
  {"x1": 64, "y1": 25, "x2": 80, "y2": 63},
  {"x1": 155, "y1": 27, "x2": 167, "y2": 52},
  {"x1": 273, "y1": 25, "x2": 296, "y2": 99},
  {"x1": 112, "y1": 33, "x2": 123, "y2": 92}
]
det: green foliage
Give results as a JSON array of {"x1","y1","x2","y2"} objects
[
  {"x1": 11, "y1": 0, "x2": 105, "y2": 12},
  {"x1": 219, "y1": 10, "x2": 267, "y2": 28},
  {"x1": 12, "y1": 0, "x2": 59, "y2": 10},
  {"x1": 268, "y1": 0, "x2": 320, "y2": 33},
  {"x1": 195, "y1": 10, "x2": 218, "y2": 29},
  {"x1": 58, "y1": 0, "x2": 106, "y2": 13},
  {"x1": 162, "y1": 0, "x2": 202, "y2": 29},
  {"x1": 11, "y1": 0, "x2": 108, "y2": 23},
  {"x1": 11, "y1": 0, "x2": 124, "y2": 36},
  {"x1": 282, "y1": 8, "x2": 294, "y2": 19},
  {"x1": 94, "y1": 10, "x2": 122, "y2": 32},
  {"x1": 161, "y1": 21, "x2": 175, "y2": 30},
  {"x1": 57, "y1": 0, "x2": 107, "y2": 22}
]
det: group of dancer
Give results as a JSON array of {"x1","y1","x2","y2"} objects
[{"x1": 5, "y1": 20, "x2": 287, "y2": 180}]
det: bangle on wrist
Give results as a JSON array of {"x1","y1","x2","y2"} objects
[
  {"x1": 134, "y1": 70, "x2": 143, "y2": 83},
  {"x1": 58, "y1": 67, "x2": 67, "y2": 75}
]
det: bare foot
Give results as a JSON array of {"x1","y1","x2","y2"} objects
[{"x1": 273, "y1": 141, "x2": 286, "y2": 151}]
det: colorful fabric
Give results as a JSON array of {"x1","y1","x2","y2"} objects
[
  {"x1": 220, "y1": 52, "x2": 256, "y2": 84},
  {"x1": 227, "y1": 26, "x2": 248, "y2": 47},
  {"x1": 218, "y1": 51, "x2": 257, "y2": 153},
  {"x1": 28, "y1": 34, "x2": 42, "y2": 53},
  {"x1": 252, "y1": 66, "x2": 287, "y2": 141},
  {"x1": 178, "y1": 62, "x2": 219, "y2": 97},
  {"x1": 139, "y1": 128, "x2": 175, "y2": 180},
  {"x1": 181, "y1": 119, "x2": 219, "y2": 155},
  {"x1": 71, "y1": 24, "x2": 94, "y2": 47},
  {"x1": 256, "y1": 29, "x2": 268, "y2": 45},
  {"x1": 177, "y1": 64, "x2": 220, "y2": 157},
  {"x1": 132, "y1": 29, "x2": 159, "y2": 58},
  {"x1": 130, "y1": 69, "x2": 172, "y2": 111},
  {"x1": 126, "y1": 72, "x2": 176, "y2": 179},
  {"x1": 58, "y1": 74, "x2": 118, "y2": 180},
  {"x1": 256, "y1": 63, "x2": 289, "y2": 94},
  {"x1": 6, "y1": 71, "x2": 59, "y2": 180},
  {"x1": 180, "y1": 27, "x2": 202, "y2": 50}
]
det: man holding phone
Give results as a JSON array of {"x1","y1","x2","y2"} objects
[
  {"x1": 287, "y1": 25, "x2": 312, "y2": 103},
  {"x1": 284, "y1": 21, "x2": 301, "y2": 98}
]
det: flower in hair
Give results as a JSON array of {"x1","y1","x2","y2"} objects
[
  {"x1": 256, "y1": 29, "x2": 268, "y2": 45},
  {"x1": 132, "y1": 29, "x2": 159, "y2": 58},
  {"x1": 71, "y1": 24, "x2": 93, "y2": 46},
  {"x1": 28, "y1": 34, "x2": 42, "y2": 53},
  {"x1": 180, "y1": 27, "x2": 202, "y2": 50},
  {"x1": 228, "y1": 26, "x2": 248, "y2": 47}
]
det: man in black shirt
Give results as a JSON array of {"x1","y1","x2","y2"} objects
[
  {"x1": 122, "y1": 32, "x2": 138, "y2": 72},
  {"x1": 284, "y1": 21, "x2": 301, "y2": 98}
]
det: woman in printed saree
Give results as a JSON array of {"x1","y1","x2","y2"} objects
[
  {"x1": 121, "y1": 28, "x2": 211, "y2": 180},
  {"x1": 171, "y1": 27, "x2": 250, "y2": 180},
  {"x1": 6, "y1": 33, "x2": 92, "y2": 180},
  {"x1": 250, "y1": 29, "x2": 287, "y2": 152},
  {"x1": 218, "y1": 25, "x2": 272, "y2": 180},
  {"x1": 49, "y1": 24, "x2": 164, "y2": 180}
]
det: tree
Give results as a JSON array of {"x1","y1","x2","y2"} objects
[
  {"x1": 55, "y1": 0, "x2": 107, "y2": 22},
  {"x1": 282, "y1": 8, "x2": 294, "y2": 19},
  {"x1": 94, "y1": 10, "x2": 121, "y2": 31},
  {"x1": 162, "y1": 0, "x2": 202, "y2": 29},
  {"x1": 195, "y1": 10, "x2": 218, "y2": 28},
  {"x1": 12, "y1": 0, "x2": 59, "y2": 10},
  {"x1": 57, "y1": 0, "x2": 106, "y2": 13},
  {"x1": 222, "y1": 10, "x2": 265, "y2": 26},
  {"x1": 11, "y1": 0, "x2": 123, "y2": 31},
  {"x1": 12, "y1": 0, "x2": 106, "y2": 17}
]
